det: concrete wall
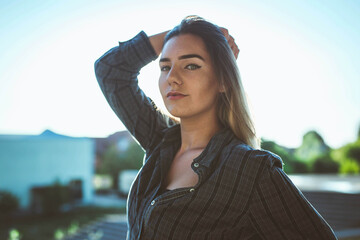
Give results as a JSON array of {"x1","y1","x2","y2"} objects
[
  {"x1": 0, "y1": 134, "x2": 94, "y2": 208},
  {"x1": 289, "y1": 174, "x2": 360, "y2": 193}
]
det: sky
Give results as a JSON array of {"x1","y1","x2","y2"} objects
[{"x1": 0, "y1": 0, "x2": 359, "y2": 149}]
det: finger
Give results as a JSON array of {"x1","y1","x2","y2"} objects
[
  {"x1": 232, "y1": 46, "x2": 238, "y2": 58},
  {"x1": 229, "y1": 36, "x2": 239, "y2": 50},
  {"x1": 229, "y1": 40, "x2": 239, "y2": 54},
  {"x1": 220, "y1": 29, "x2": 240, "y2": 59},
  {"x1": 220, "y1": 27, "x2": 229, "y2": 36},
  {"x1": 220, "y1": 27, "x2": 230, "y2": 40},
  {"x1": 229, "y1": 45, "x2": 235, "y2": 55},
  {"x1": 228, "y1": 35, "x2": 236, "y2": 45},
  {"x1": 227, "y1": 36, "x2": 236, "y2": 49},
  {"x1": 231, "y1": 45, "x2": 240, "y2": 59}
]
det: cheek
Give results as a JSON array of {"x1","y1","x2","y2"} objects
[
  {"x1": 190, "y1": 84, "x2": 217, "y2": 107},
  {"x1": 201, "y1": 75, "x2": 219, "y2": 94},
  {"x1": 202, "y1": 81, "x2": 221, "y2": 103}
]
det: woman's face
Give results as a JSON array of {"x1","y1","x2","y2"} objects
[{"x1": 159, "y1": 34, "x2": 222, "y2": 120}]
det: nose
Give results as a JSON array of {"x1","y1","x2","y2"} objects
[{"x1": 167, "y1": 67, "x2": 182, "y2": 86}]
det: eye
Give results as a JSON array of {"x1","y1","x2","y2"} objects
[
  {"x1": 160, "y1": 65, "x2": 170, "y2": 71},
  {"x1": 185, "y1": 64, "x2": 201, "y2": 70}
]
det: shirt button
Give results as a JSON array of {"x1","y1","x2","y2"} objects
[
  {"x1": 190, "y1": 188, "x2": 195, "y2": 192},
  {"x1": 151, "y1": 200, "x2": 155, "y2": 205},
  {"x1": 193, "y1": 163, "x2": 199, "y2": 168}
]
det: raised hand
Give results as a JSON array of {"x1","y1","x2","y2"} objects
[{"x1": 220, "y1": 27, "x2": 240, "y2": 59}]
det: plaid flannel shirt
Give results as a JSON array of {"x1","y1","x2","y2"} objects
[{"x1": 94, "y1": 31, "x2": 337, "y2": 240}]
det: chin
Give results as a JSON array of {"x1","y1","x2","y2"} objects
[
  {"x1": 169, "y1": 111, "x2": 195, "y2": 120},
  {"x1": 166, "y1": 108, "x2": 187, "y2": 119}
]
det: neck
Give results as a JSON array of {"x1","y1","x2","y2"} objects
[{"x1": 178, "y1": 113, "x2": 223, "y2": 152}]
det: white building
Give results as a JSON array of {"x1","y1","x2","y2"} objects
[{"x1": 0, "y1": 130, "x2": 94, "y2": 209}]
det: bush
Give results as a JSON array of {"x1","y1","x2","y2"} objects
[
  {"x1": 261, "y1": 139, "x2": 308, "y2": 174},
  {"x1": 43, "y1": 183, "x2": 69, "y2": 215},
  {"x1": 339, "y1": 159, "x2": 360, "y2": 174},
  {"x1": 98, "y1": 142, "x2": 144, "y2": 189},
  {"x1": 31, "y1": 181, "x2": 70, "y2": 216},
  {"x1": 312, "y1": 154, "x2": 339, "y2": 173},
  {"x1": 8, "y1": 229, "x2": 21, "y2": 240},
  {"x1": 0, "y1": 191, "x2": 19, "y2": 217},
  {"x1": 286, "y1": 160, "x2": 309, "y2": 174},
  {"x1": 346, "y1": 141, "x2": 360, "y2": 164}
]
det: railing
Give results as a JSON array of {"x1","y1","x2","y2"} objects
[{"x1": 66, "y1": 174, "x2": 360, "y2": 240}]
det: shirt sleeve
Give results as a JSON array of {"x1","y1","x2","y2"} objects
[
  {"x1": 94, "y1": 31, "x2": 177, "y2": 152},
  {"x1": 248, "y1": 154, "x2": 338, "y2": 240}
]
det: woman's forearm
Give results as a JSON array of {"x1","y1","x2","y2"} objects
[{"x1": 148, "y1": 30, "x2": 169, "y2": 56}]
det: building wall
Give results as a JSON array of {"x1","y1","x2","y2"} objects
[{"x1": 0, "y1": 136, "x2": 94, "y2": 208}]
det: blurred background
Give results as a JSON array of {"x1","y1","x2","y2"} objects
[{"x1": 0, "y1": 0, "x2": 359, "y2": 239}]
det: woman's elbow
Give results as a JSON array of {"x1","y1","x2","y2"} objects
[{"x1": 94, "y1": 57, "x2": 108, "y2": 84}]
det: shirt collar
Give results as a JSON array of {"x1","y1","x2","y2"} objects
[
  {"x1": 161, "y1": 124, "x2": 181, "y2": 142},
  {"x1": 195, "y1": 127, "x2": 235, "y2": 168},
  {"x1": 162, "y1": 124, "x2": 236, "y2": 168}
]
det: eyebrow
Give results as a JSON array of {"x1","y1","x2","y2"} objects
[{"x1": 159, "y1": 54, "x2": 205, "y2": 62}]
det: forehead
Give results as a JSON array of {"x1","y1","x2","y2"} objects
[{"x1": 161, "y1": 34, "x2": 208, "y2": 58}]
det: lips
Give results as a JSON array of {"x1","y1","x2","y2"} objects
[
  {"x1": 166, "y1": 91, "x2": 187, "y2": 100},
  {"x1": 166, "y1": 91, "x2": 186, "y2": 97}
]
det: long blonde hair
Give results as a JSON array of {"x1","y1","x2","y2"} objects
[
  {"x1": 165, "y1": 16, "x2": 261, "y2": 149},
  {"x1": 216, "y1": 51, "x2": 261, "y2": 149}
]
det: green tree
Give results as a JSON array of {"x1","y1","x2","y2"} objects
[
  {"x1": 261, "y1": 139, "x2": 308, "y2": 174},
  {"x1": 0, "y1": 191, "x2": 19, "y2": 219},
  {"x1": 41, "y1": 181, "x2": 70, "y2": 216},
  {"x1": 331, "y1": 139, "x2": 360, "y2": 175},
  {"x1": 345, "y1": 139, "x2": 360, "y2": 164},
  {"x1": 294, "y1": 130, "x2": 330, "y2": 162},
  {"x1": 98, "y1": 142, "x2": 144, "y2": 189},
  {"x1": 339, "y1": 159, "x2": 360, "y2": 174},
  {"x1": 311, "y1": 153, "x2": 339, "y2": 173}
]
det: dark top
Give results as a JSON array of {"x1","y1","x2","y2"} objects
[
  {"x1": 94, "y1": 31, "x2": 337, "y2": 240},
  {"x1": 157, "y1": 186, "x2": 171, "y2": 196}
]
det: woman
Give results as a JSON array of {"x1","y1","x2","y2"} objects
[{"x1": 95, "y1": 16, "x2": 337, "y2": 240}]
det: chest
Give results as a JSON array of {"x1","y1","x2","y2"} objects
[
  {"x1": 163, "y1": 149, "x2": 203, "y2": 190},
  {"x1": 134, "y1": 148, "x2": 255, "y2": 240}
]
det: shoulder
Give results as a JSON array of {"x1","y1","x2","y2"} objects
[
  {"x1": 221, "y1": 139, "x2": 284, "y2": 171},
  {"x1": 214, "y1": 139, "x2": 286, "y2": 207}
]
